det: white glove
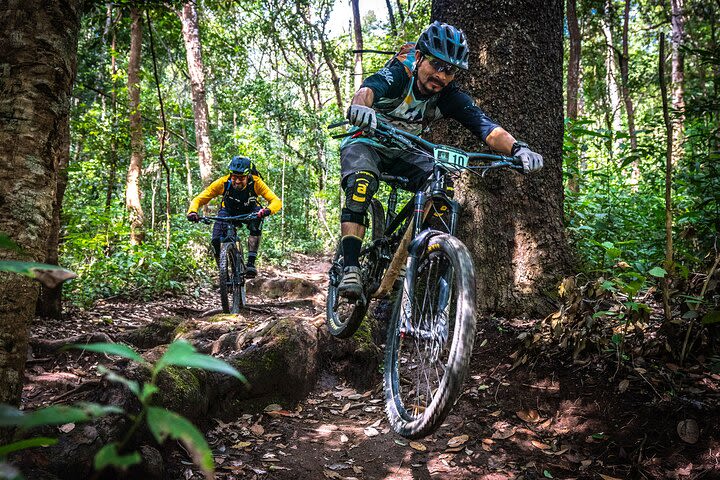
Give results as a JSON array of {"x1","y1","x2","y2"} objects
[
  {"x1": 514, "y1": 146, "x2": 544, "y2": 173},
  {"x1": 346, "y1": 104, "x2": 377, "y2": 132}
]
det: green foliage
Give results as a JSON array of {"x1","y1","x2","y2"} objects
[{"x1": 0, "y1": 340, "x2": 243, "y2": 478}]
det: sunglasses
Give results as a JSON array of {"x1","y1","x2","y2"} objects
[
  {"x1": 424, "y1": 55, "x2": 461, "y2": 76},
  {"x1": 230, "y1": 173, "x2": 249, "y2": 180}
]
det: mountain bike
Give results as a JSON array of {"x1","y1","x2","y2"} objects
[
  {"x1": 200, "y1": 213, "x2": 259, "y2": 314},
  {"x1": 326, "y1": 120, "x2": 524, "y2": 438}
]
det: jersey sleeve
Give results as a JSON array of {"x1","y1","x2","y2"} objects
[
  {"x1": 253, "y1": 176, "x2": 282, "y2": 214},
  {"x1": 439, "y1": 85, "x2": 500, "y2": 142},
  {"x1": 360, "y1": 63, "x2": 409, "y2": 101},
  {"x1": 187, "y1": 176, "x2": 227, "y2": 213}
]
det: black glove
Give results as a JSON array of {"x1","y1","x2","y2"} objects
[
  {"x1": 187, "y1": 212, "x2": 200, "y2": 222},
  {"x1": 257, "y1": 208, "x2": 271, "y2": 219},
  {"x1": 512, "y1": 142, "x2": 544, "y2": 173}
]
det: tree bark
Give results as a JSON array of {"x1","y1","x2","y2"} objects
[
  {"x1": 619, "y1": 0, "x2": 637, "y2": 150},
  {"x1": 670, "y1": 0, "x2": 685, "y2": 163},
  {"x1": 0, "y1": 0, "x2": 81, "y2": 419},
  {"x1": 179, "y1": 1, "x2": 213, "y2": 187},
  {"x1": 35, "y1": 116, "x2": 70, "y2": 319},
  {"x1": 431, "y1": 0, "x2": 573, "y2": 317},
  {"x1": 602, "y1": 0, "x2": 622, "y2": 152},
  {"x1": 351, "y1": 0, "x2": 363, "y2": 91},
  {"x1": 566, "y1": 0, "x2": 581, "y2": 193},
  {"x1": 659, "y1": 33, "x2": 674, "y2": 322},
  {"x1": 126, "y1": 6, "x2": 145, "y2": 245}
]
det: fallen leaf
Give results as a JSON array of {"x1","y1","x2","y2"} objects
[
  {"x1": 59, "y1": 423, "x2": 75, "y2": 433},
  {"x1": 599, "y1": 475, "x2": 623, "y2": 480},
  {"x1": 394, "y1": 439, "x2": 407, "y2": 446},
  {"x1": 492, "y1": 428, "x2": 516, "y2": 440},
  {"x1": 410, "y1": 441, "x2": 427, "y2": 451},
  {"x1": 323, "y1": 469, "x2": 343, "y2": 479},
  {"x1": 677, "y1": 419, "x2": 699, "y2": 444},
  {"x1": 232, "y1": 441, "x2": 252, "y2": 449},
  {"x1": 531, "y1": 440, "x2": 551, "y2": 450},
  {"x1": 517, "y1": 409, "x2": 541, "y2": 423},
  {"x1": 363, "y1": 427, "x2": 379, "y2": 437},
  {"x1": 264, "y1": 403, "x2": 283, "y2": 412},
  {"x1": 447, "y1": 434, "x2": 469, "y2": 448},
  {"x1": 490, "y1": 410, "x2": 503, "y2": 417},
  {"x1": 250, "y1": 424, "x2": 265, "y2": 436},
  {"x1": 340, "y1": 434, "x2": 349, "y2": 443},
  {"x1": 618, "y1": 379, "x2": 630, "y2": 393}
]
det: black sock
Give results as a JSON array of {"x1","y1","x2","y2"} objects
[
  {"x1": 341, "y1": 236, "x2": 362, "y2": 268},
  {"x1": 247, "y1": 251, "x2": 257, "y2": 267}
]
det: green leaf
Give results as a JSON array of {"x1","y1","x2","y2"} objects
[
  {"x1": 543, "y1": 470, "x2": 554, "y2": 478},
  {"x1": 97, "y1": 366, "x2": 140, "y2": 396},
  {"x1": 0, "y1": 233, "x2": 21, "y2": 252},
  {"x1": 0, "y1": 403, "x2": 121, "y2": 428},
  {"x1": 68, "y1": 343, "x2": 146, "y2": 365},
  {"x1": 0, "y1": 261, "x2": 76, "y2": 288},
  {"x1": 0, "y1": 437, "x2": 58, "y2": 456},
  {"x1": 702, "y1": 311, "x2": 720, "y2": 325},
  {"x1": 611, "y1": 334, "x2": 623, "y2": 345},
  {"x1": 146, "y1": 407, "x2": 214, "y2": 478},
  {"x1": 648, "y1": 267, "x2": 667, "y2": 278},
  {"x1": 139, "y1": 384, "x2": 160, "y2": 403},
  {"x1": 94, "y1": 443, "x2": 142, "y2": 471},
  {"x1": 154, "y1": 340, "x2": 246, "y2": 383}
]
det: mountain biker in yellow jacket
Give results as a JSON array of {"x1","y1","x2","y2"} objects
[
  {"x1": 337, "y1": 21, "x2": 544, "y2": 299},
  {"x1": 186, "y1": 156, "x2": 282, "y2": 278}
]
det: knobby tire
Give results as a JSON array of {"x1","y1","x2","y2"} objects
[
  {"x1": 219, "y1": 242, "x2": 246, "y2": 314},
  {"x1": 384, "y1": 233, "x2": 477, "y2": 439}
]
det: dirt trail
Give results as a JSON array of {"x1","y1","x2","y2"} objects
[{"x1": 25, "y1": 254, "x2": 720, "y2": 480}]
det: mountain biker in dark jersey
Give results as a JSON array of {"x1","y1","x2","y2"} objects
[
  {"x1": 337, "y1": 21, "x2": 544, "y2": 299},
  {"x1": 186, "y1": 156, "x2": 282, "y2": 278}
]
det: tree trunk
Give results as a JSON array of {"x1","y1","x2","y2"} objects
[
  {"x1": 351, "y1": 0, "x2": 363, "y2": 91},
  {"x1": 35, "y1": 116, "x2": 70, "y2": 319},
  {"x1": 385, "y1": 0, "x2": 397, "y2": 36},
  {"x1": 126, "y1": 6, "x2": 145, "y2": 245},
  {"x1": 670, "y1": 0, "x2": 685, "y2": 163},
  {"x1": 566, "y1": 0, "x2": 581, "y2": 193},
  {"x1": 179, "y1": 1, "x2": 213, "y2": 187},
  {"x1": 0, "y1": 0, "x2": 81, "y2": 419},
  {"x1": 619, "y1": 0, "x2": 637, "y2": 150},
  {"x1": 659, "y1": 33, "x2": 674, "y2": 322},
  {"x1": 431, "y1": 0, "x2": 573, "y2": 317},
  {"x1": 602, "y1": 0, "x2": 622, "y2": 152}
]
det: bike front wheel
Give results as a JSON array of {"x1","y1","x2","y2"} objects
[
  {"x1": 384, "y1": 233, "x2": 476, "y2": 439},
  {"x1": 219, "y1": 242, "x2": 246, "y2": 314}
]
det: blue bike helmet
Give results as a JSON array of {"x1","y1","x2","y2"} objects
[
  {"x1": 417, "y1": 21, "x2": 469, "y2": 71},
  {"x1": 228, "y1": 156, "x2": 253, "y2": 175}
]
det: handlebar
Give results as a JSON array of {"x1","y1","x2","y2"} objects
[
  {"x1": 329, "y1": 119, "x2": 524, "y2": 173},
  {"x1": 199, "y1": 213, "x2": 259, "y2": 225}
]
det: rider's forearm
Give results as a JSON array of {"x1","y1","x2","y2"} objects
[
  {"x1": 351, "y1": 87, "x2": 375, "y2": 107},
  {"x1": 485, "y1": 127, "x2": 516, "y2": 155}
]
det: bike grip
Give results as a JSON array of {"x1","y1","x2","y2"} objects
[{"x1": 328, "y1": 120, "x2": 349, "y2": 129}]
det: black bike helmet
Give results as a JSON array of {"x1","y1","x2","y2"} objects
[
  {"x1": 228, "y1": 156, "x2": 253, "y2": 175},
  {"x1": 417, "y1": 21, "x2": 469, "y2": 71}
]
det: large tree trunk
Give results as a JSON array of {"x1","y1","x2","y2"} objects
[
  {"x1": 0, "y1": 0, "x2": 81, "y2": 417},
  {"x1": 179, "y1": 1, "x2": 213, "y2": 187},
  {"x1": 126, "y1": 6, "x2": 145, "y2": 245},
  {"x1": 566, "y1": 0, "x2": 581, "y2": 193},
  {"x1": 431, "y1": 0, "x2": 572, "y2": 317}
]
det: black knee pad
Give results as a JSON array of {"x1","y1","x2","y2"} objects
[{"x1": 341, "y1": 171, "x2": 378, "y2": 224}]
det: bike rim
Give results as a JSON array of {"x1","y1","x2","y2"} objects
[{"x1": 394, "y1": 249, "x2": 457, "y2": 422}]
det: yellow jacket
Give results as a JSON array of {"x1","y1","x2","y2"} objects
[{"x1": 187, "y1": 175, "x2": 282, "y2": 214}]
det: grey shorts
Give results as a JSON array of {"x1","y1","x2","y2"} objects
[{"x1": 340, "y1": 143, "x2": 434, "y2": 191}]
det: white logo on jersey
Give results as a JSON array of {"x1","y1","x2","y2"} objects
[{"x1": 377, "y1": 67, "x2": 394, "y2": 85}]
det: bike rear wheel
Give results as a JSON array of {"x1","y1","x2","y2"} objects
[
  {"x1": 384, "y1": 233, "x2": 476, "y2": 438},
  {"x1": 219, "y1": 242, "x2": 246, "y2": 314},
  {"x1": 326, "y1": 199, "x2": 385, "y2": 338}
]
